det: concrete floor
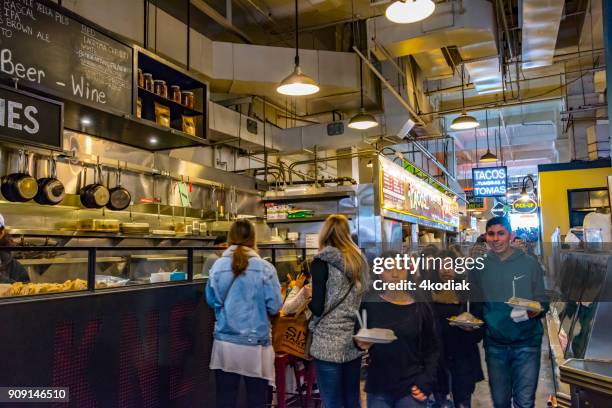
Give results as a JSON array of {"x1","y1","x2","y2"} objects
[
  {"x1": 355, "y1": 335, "x2": 555, "y2": 408},
  {"x1": 471, "y1": 336, "x2": 555, "y2": 408}
]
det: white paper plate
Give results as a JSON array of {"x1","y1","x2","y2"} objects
[
  {"x1": 353, "y1": 334, "x2": 397, "y2": 344},
  {"x1": 505, "y1": 301, "x2": 543, "y2": 313},
  {"x1": 447, "y1": 319, "x2": 483, "y2": 329}
]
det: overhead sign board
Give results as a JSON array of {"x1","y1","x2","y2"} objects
[
  {"x1": 472, "y1": 166, "x2": 508, "y2": 197},
  {"x1": 0, "y1": 0, "x2": 133, "y2": 114},
  {"x1": 465, "y1": 188, "x2": 485, "y2": 211},
  {"x1": 0, "y1": 85, "x2": 63, "y2": 150},
  {"x1": 379, "y1": 156, "x2": 460, "y2": 231},
  {"x1": 512, "y1": 197, "x2": 538, "y2": 214},
  {"x1": 491, "y1": 202, "x2": 507, "y2": 217}
]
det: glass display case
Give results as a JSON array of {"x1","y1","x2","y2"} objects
[
  {"x1": 547, "y1": 249, "x2": 612, "y2": 404},
  {"x1": 0, "y1": 245, "x2": 317, "y2": 300}
]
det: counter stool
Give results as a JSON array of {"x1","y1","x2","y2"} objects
[{"x1": 274, "y1": 354, "x2": 318, "y2": 408}]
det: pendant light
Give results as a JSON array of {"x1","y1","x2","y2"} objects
[
  {"x1": 348, "y1": 56, "x2": 378, "y2": 130},
  {"x1": 479, "y1": 110, "x2": 498, "y2": 163},
  {"x1": 450, "y1": 65, "x2": 479, "y2": 130},
  {"x1": 277, "y1": 0, "x2": 320, "y2": 96},
  {"x1": 385, "y1": 0, "x2": 436, "y2": 24}
]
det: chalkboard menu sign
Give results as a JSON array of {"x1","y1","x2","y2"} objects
[{"x1": 0, "y1": 0, "x2": 133, "y2": 114}]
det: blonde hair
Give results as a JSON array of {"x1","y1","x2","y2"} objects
[
  {"x1": 228, "y1": 219, "x2": 257, "y2": 276},
  {"x1": 319, "y1": 214, "x2": 364, "y2": 289}
]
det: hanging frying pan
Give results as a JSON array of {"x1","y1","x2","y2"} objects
[
  {"x1": 35, "y1": 155, "x2": 65, "y2": 205},
  {"x1": 80, "y1": 164, "x2": 109, "y2": 209},
  {"x1": 1, "y1": 150, "x2": 38, "y2": 202},
  {"x1": 107, "y1": 162, "x2": 131, "y2": 211}
]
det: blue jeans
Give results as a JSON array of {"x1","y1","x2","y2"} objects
[
  {"x1": 314, "y1": 358, "x2": 361, "y2": 408},
  {"x1": 485, "y1": 345, "x2": 541, "y2": 408},
  {"x1": 367, "y1": 393, "x2": 427, "y2": 408}
]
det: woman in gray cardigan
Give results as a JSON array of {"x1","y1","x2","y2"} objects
[{"x1": 308, "y1": 215, "x2": 368, "y2": 408}]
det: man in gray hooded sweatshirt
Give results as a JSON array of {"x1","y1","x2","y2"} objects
[{"x1": 471, "y1": 216, "x2": 549, "y2": 408}]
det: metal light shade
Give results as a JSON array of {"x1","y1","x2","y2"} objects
[
  {"x1": 450, "y1": 112, "x2": 480, "y2": 130},
  {"x1": 479, "y1": 149, "x2": 498, "y2": 163},
  {"x1": 385, "y1": 0, "x2": 436, "y2": 24},
  {"x1": 276, "y1": 65, "x2": 320, "y2": 96},
  {"x1": 348, "y1": 108, "x2": 379, "y2": 130},
  {"x1": 520, "y1": 187, "x2": 529, "y2": 200}
]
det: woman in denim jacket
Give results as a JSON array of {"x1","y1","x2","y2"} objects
[{"x1": 206, "y1": 219, "x2": 283, "y2": 408}]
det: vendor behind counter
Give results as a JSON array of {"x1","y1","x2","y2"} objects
[
  {"x1": 201, "y1": 235, "x2": 228, "y2": 276},
  {"x1": 0, "y1": 214, "x2": 29, "y2": 284}
]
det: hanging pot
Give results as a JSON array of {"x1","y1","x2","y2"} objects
[
  {"x1": 1, "y1": 150, "x2": 38, "y2": 202},
  {"x1": 35, "y1": 155, "x2": 65, "y2": 205},
  {"x1": 80, "y1": 164, "x2": 109, "y2": 209},
  {"x1": 107, "y1": 163, "x2": 131, "y2": 211}
]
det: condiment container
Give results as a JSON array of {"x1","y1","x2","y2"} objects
[
  {"x1": 171, "y1": 85, "x2": 181, "y2": 103},
  {"x1": 181, "y1": 91, "x2": 195, "y2": 109},
  {"x1": 137, "y1": 69, "x2": 144, "y2": 88},
  {"x1": 154, "y1": 79, "x2": 168, "y2": 98},
  {"x1": 144, "y1": 73, "x2": 154, "y2": 92}
]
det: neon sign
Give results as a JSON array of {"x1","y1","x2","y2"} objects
[{"x1": 472, "y1": 166, "x2": 508, "y2": 197}]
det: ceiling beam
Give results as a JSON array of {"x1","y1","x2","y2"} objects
[{"x1": 191, "y1": 0, "x2": 254, "y2": 44}]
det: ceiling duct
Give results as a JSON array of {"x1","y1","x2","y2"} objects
[
  {"x1": 367, "y1": 0, "x2": 503, "y2": 94},
  {"x1": 208, "y1": 101, "x2": 281, "y2": 151},
  {"x1": 521, "y1": 0, "x2": 564, "y2": 70},
  {"x1": 273, "y1": 119, "x2": 379, "y2": 153}
]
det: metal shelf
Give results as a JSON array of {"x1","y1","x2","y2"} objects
[
  {"x1": 138, "y1": 87, "x2": 203, "y2": 117},
  {"x1": 19, "y1": 257, "x2": 124, "y2": 265},
  {"x1": 262, "y1": 191, "x2": 354, "y2": 203},
  {"x1": 7, "y1": 229, "x2": 218, "y2": 241},
  {"x1": 265, "y1": 215, "x2": 352, "y2": 224}
]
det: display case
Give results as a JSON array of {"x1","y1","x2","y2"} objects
[
  {"x1": 0, "y1": 245, "x2": 313, "y2": 406},
  {"x1": 546, "y1": 249, "x2": 612, "y2": 405}
]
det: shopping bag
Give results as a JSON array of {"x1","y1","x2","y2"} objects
[{"x1": 272, "y1": 304, "x2": 309, "y2": 359}]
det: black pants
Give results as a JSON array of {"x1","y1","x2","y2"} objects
[{"x1": 215, "y1": 370, "x2": 269, "y2": 408}]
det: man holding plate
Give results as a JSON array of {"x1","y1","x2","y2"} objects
[{"x1": 471, "y1": 216, "x2": 549, "y2": 408}]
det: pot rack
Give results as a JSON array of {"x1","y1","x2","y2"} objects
[{"x1": 0, "y1": 142, "x2": 262, "y2": 196}]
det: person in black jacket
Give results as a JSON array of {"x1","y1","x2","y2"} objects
[
  {"x1": 0, "y1": 215, "x2": 28, "y2": 284},
  {"x1": 355, "y1": 251, "x2": 440, "y2": 408},
  {"x1": 431, "y1": 250, "x2": 484, "y2": 408}
]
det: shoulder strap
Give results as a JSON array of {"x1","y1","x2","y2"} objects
[
  {"x1": 220, "y1": 274, "x2": 238, "y2": 307},
  {"x1": 319, "y1": 281, "x2": 355, "y2": 320}
]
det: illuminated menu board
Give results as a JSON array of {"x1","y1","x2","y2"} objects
[{"x1": 379, "y1": 156, "x2": 460, "y2": 231}]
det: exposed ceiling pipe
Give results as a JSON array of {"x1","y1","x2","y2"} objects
[
  {"x1": 235, "y1": 150, "x2": 309, "y2": 182},
  {"x1": 390, "y1": 136, "x2": 458, "y2": 184},
  {"x1": 420, "y1": 95, "x2": 563, "y2": 116},
  {"x1": 352, "y1": 46, "x2": 426, "y2": 127},
  {"x1": 287, "y1": 150, "x2": 378, "y2": 184},
  {"x1": 495, "y1": 0, "x2": 514, "y2": 60},
  {"x1": 425, "y1": 66, "x2": 606, "y2": 96},
  {"x1": 497, "y1": 110, "x2": 514, "y2": 163}
]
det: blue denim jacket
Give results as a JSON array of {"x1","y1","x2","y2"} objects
[{"x1": 205, "y1": 245, "x2": 282, "y2": 346}]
